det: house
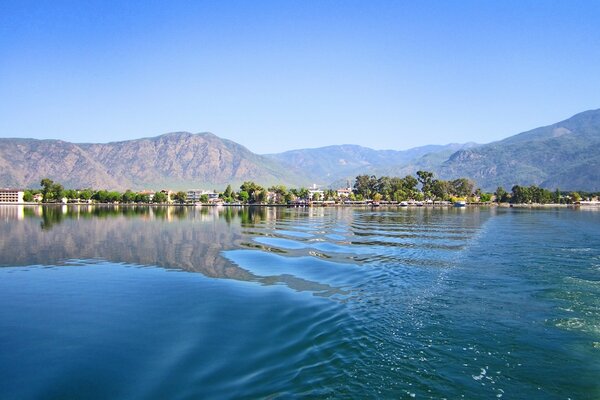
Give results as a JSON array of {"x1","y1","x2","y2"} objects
[{"x1": 336, "y1": 188, "x2": 353, "y2": 198}]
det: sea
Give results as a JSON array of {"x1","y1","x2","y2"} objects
[{"x1": 1, "y1": 205, "x2": 599, "y2": 399}]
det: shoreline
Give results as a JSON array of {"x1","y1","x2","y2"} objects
[{"x1": 1, "y1": 202, "x2": 594, "y2": 208}]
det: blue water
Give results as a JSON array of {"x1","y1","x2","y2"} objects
[{"x1": 0, "y1": 205, "x2": 599, "y2": 399}]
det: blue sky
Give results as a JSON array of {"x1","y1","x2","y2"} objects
[{"x1": 1, "y1": 0, "x2": 599, "y2": 153}]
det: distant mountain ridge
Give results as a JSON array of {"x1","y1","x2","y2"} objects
[
  {"x1": 438, "y1": 109, "x2": 600, "y2": 190},
  {"x1": 1, "y1": 108, "x2": 599, "y2": 191},
  {"x1": 264, "y1": 143, "x2": 478, "y2": 185},
  {"x1": 0, "y1": 132, "x2": 309, "y2": 190}
]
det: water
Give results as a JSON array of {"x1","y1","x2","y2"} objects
[{"x1": 1, "y1": 205, "x2": 599, "y2": 399}]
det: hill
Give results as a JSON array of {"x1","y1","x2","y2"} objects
[
  {"x1": 0, "y1": 132, "x2": 309, "y2": 190},
  {"x1": 265, "y1": 143, "x2": 477, "y2": 186},
  {"x1": 1, "y1": 109, "x2": 599, "y2": 192},
  {"x1": 438, "y1": 109, "x2": 600, "y2": 191}
]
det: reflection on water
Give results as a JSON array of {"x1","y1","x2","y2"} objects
[
  {"x1": 1, "y1": 205, "x2": 273, "y2": 282},
  {"x1": 0, "y1": 205, "x2": 487, "y2": 296}
]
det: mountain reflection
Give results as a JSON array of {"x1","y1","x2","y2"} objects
[{"x1": 0, "y1": 205, "x2": 344, "y2": 295}]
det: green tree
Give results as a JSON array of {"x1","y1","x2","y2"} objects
[
  {"x1": 173, "y1": 191, "x2": 187, "y2": 204},
  {"x1": 122, "y1": 190, "x2": 136, "y2": 203},
  {"x1": 64, "y1": 189, "x2": 78, "y2": 200},
  {"x1": 153, "y1": 191, "x2": 168, "y2": 203},
  {"x1": 222, "y1": 184, "x2": 234, "y2": 202},
  {"x1": 23, "y1": 190, "x2": 34, "y2": 202},
  {"x1": 135, "y1": 193, "x2": 150, "y2": 203},
  {"x1": 495, "y1": 186, "x2": 508, "y2": 203},
  {"x1": 268, "y1": 185, "x2": 288, "y2": 204},
  {"x1": 238, "y1": 191, "x2": 249, "y2": 203},
  {"x1": 479, "y1": 193, "x2": 492, "y2": 202},
  {"x1": 40, "y1": 178, "x2": 64, "y2": 202},
  {"x1": 553, "y1": 189, "x2": 561, "y2": 204},
  {"x1": 79, "y1": 189, "x2": 93, "y2": 201},
  {"x1": 431, "y1": 179, "x2": 451, "y2": 200},
  {"x1": 107, "y1": 191, "x2": 121, "y2": 203},
  {"x1": 451, "y1": 178, "x2": 474, "y2": 198},
  {"x1": 354, "y1": 175, "x2": 372, "y2": 198},
  {"x1": 297, "y1": 187, "x2": 310, "y2": 200},
  {"x1": 416, "y1": 171, "x2": 434, "y2": 197},
  {"x1": 511, "y1": 185, "x2": 531, "y2": 204}
]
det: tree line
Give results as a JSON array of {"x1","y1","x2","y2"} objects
[{"x1": 24, "y1": 175, "x2": 598, "y2": 205}]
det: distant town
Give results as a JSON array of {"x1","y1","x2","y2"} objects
[{"x1": 1, "y1": 171, "x2": 599, "y2": 207}]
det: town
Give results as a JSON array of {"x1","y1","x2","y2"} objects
[{"x1": 1, "y1": 171, "x2": 598, "y2": 207}]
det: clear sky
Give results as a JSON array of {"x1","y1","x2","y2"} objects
[{"x1": 1, "y1": 0, "x2": 599, "y2": 154}]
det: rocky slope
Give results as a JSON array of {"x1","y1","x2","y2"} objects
[
  {"x1": 438, "y1": 109, "x2": 600, "y2": 191},
  {"x1": 0, "y1": 132, "x2": 308, "y2": 190}
]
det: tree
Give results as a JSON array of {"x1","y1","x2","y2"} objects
[
  {"x1": 553, "y1": 189, "x2": 561, "y2": 204},
  {"x1": 107, "y1": 191, "x2": 121, "y2": 203},
  {"x1": 312, "y1": 192, "x2": 321, "y2": 202},
  {"x1": 354, "y1": 175, "x2": 371, "y2": 198},
  {"x1": 153, "y1": 191, "x2": 168, "y2": 203},
  {"x1": 135, "y1": 193, "x2": 150, "y2": 203},
  {"x1": 376, "y1": 176, "x2": 392, "y2": 200},
  {"x1": 451, "y1": 178, "x2": 474, "y2": 198},
  {"x1": 173, "y1": 191, "x2": 187, "y2": 204},
  {"x1": 238, "y1": 191, "x2": 249, "y2": 203},
  {"x1": 122, "y1": 190, "x2": 136, "y2": 203},
  {"x1": 511, "y1": 185, "x2": 531, "y2": 204},
  {"x1": 416, "y1": 171, "x2": 434, "y2": 197},
  {"x1": 23, "y1": 191, "x2": 34, "y2": 202},
  {"x1": 79, "y1": 189, "x2": 93, "y2": 201},
  {"x1": 479, "y1": 193, "x2": 492, "y2": 202},
  {"x1": 268, "y1": 185, "x2": 288, "y2": 204},
  {"x1": 297, "y1": 187, "x2": 310, "y2": 200},
  {"x1": 431, "y1": 180, "x2": 451, "y2": 200},
  {"x1": 64, "y1": 189, "x2": 78, "y2": 200},
  {"x1": 222, "y1": 184, "x2": 234, "y2": 202},
  {"x1": 40, "y1": 178, "x2": 64, "y2": 202},
  {"x1": 495, "y1": 186, "x2": 508, "y2": 203}
]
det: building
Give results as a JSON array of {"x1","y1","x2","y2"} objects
[
  {"x1": 308, "y1": 189, "x2": 324, "y2": 200},
  {"x1": 187, "y1": 189, "x2": 219, "y2": 203},
  {"x1": 0, "y1": 189, "x2": 24, "y2": 203},
  {"x1": 336, "y1": 188, "x2": 353, "y2": 198}
]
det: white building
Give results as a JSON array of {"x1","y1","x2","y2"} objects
[
  {"x1": 187, "y1": 189, "x2": 219, "y2": 202},
  {"x1": 0, "y1": 189, "x2": 24, "y2": 203}
]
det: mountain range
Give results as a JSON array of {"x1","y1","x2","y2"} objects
[{"x1": 0, "y1": 109, "x2": 599, "y2": 191}]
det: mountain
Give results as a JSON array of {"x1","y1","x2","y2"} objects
[
  {"x1": 265, "y1": 143, "x2": 477, "y2": 185},
  {"x1": 1, "y1": 109, "x2": 599, "y2": 192},
  {"x1": 438, "y1": 109, "x2": 600, "y2": 191},
  {"x1": 0, "y1": 132, "x2": 309, "y2": 190}
]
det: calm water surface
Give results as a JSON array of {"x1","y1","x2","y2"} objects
[{"x1": 1, "y1": 205, "x2": 599, "y2": 399}]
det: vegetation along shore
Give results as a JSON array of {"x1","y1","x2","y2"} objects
[{"x1": 7, "y1": 171, "x2": 599, "y2": 207}]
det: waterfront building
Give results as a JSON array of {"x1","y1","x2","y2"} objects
[
  {"x1": 0, "y1": 189, "x2": 24, "y2": 203},
  {"x1": 187, "y1": 189, "x2": 219, "y2": 203},
  {"x1": 336, "y1": 188, "x2": 353, "y2": 198}
]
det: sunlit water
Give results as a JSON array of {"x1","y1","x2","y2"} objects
[{"x1": 1, "y1": 205, "x2": 599, "y2": 399}]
